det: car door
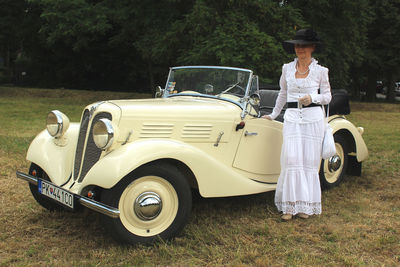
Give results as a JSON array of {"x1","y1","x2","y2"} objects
[{"x1": 232, "y1": 117, "x2": 283, "y2": 181}]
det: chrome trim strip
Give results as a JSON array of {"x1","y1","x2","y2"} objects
[
  {"x1": 171, "y1": 65, "x2": 252, "y2": 72},
  {"x1": 78, "y1": 197, "x2": 120, "y2": 218},
  {"x1": 15, "y1": 171, "x2": 120, "y2": 218},
  {"x1": 89, "y1": 101, "x2": 105, "y2": 119},
  {"x1": 250, "y1": 178, "x2": 277, "y2": 185},
  {"x1": 16, "y1": 171, "x2": 38, "y2": 185},
  {"x1": 164, "y1": 67, "x2": 173, "y2": 93},
  {"x1": 214, "y1": 131, "x2": 224, "y2": 147}
]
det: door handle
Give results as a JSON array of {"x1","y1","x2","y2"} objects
[{"x1": 244, "y1": 131, "x2": 258, "y2": 137}]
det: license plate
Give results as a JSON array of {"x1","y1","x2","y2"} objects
[{"x1": 38, "y1": 179, "x2": 74, "y2": 209}]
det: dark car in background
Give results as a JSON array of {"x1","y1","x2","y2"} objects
[
  {"x1": 376, "y1": 81, "x2": 386, "y2": 95},
  {"x1": 395, "y1": 82, "x2": 400, "y2": 96}
]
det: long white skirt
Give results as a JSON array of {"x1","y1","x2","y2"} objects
[{"x1": 274, "y1": 119, "x2": 325, "y2": 215}]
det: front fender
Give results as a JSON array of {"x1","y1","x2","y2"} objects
[
  {"x1": 26, "y1": 123, "x2": 79, "y2": 185},
  {"x1": 80, "y1": 139, "x2": 275, "y2": 197},
  {"x1": 329, "y1": 117, "x2": 368, "y2": 162}
]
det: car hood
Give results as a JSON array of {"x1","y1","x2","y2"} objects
[{"x1": 108, "y1": 96, "x2": 242, "y2": 121}]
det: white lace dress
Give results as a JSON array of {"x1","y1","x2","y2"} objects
[{"x1": 269, "y1": 58, "x2": 332, "y2": 215}]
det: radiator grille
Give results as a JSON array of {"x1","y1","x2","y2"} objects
[
  {"x1": 73, "y1": 109, "x2": 90, "y2": 180},
  {"x1": 74, "y1": 111, "x2": 112, "y2": 182}
]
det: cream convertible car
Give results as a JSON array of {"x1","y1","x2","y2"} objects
[{"x1": 16, "y1": 66, "x2": 368, "y2": 244}]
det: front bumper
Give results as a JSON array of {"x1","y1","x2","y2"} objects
[{"x1": 16, "y1": 171, "x2": 120, "y2": 218}]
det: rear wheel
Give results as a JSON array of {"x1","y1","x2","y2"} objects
[
  {"x1": 28, "y1": 163, "x2": 64, "y2": 211},
  {"x1": 319, "y1": 134, "x2": 349, "y2": 189},
  {"x1": 101, "y1": 163, "x2": 192, "y2": 244}
]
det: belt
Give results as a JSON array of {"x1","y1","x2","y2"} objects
[{"x1": 287, "y1": 102, "x2": 322, "y2": 109}]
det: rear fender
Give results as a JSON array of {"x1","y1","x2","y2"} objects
[
  {"x1": 79, "y1": 139, "x2": 275, "y2": 197},
  {"x1": 329, "y1": 117, "x2": 368, "y2": 162},
  {"x1": 26, "y1": 124, "x2": 79, "y2": 185}
]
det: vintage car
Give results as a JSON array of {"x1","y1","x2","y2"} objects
[{"x1": 16, "y1": 66, "x2": 368, "y2": 244}]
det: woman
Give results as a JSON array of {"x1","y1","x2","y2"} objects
[{"x1": 263, "y1": 29, "x2": 332, "y2": 220}]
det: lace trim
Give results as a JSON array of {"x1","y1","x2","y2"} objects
[{"x1": 275, "y1": 201, "x2": 321, "y2": 215}]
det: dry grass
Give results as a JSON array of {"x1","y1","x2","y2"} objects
[{"x1": 1, "y1": 86, "x2": 399, "y2": 266}]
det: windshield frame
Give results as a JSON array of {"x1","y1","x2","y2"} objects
[{"x1": 164, "y1": 66, "x2": 254, "y2": 108}]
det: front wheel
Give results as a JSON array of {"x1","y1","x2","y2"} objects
[
  {"x1": 101, "y1": 163, "x2": 192, "y2": 244},
  {"x1": 319, "y1": 134, "x2": 349, "y2": 189}
]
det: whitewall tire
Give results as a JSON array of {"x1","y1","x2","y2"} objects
[{"x1": 101, "y1": 163, "x2": 192, "y2": 244}]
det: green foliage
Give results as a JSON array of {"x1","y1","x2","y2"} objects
[
  {"x1": 164, "y1": 0, "x2": 303, "y2": 84},
  {"x1": 0, "y1": 0, "x2": 32, "y2": 83},
  {"x1": 290, "y1": 0, "x2": 373, "y2": 89},
  {"x1": 36, "y1": 0, "x2": 112, "y2": 51},
  {"x1": 364, "y1": 0, "x2": 400, "y2": 101},
  {"x1": 0, "y1": 0, "x2": 398, "y2": 98}
]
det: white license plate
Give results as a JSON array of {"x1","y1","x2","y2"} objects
[{"x1": 38, "y1": 179, "x2": 74, "y2": 209}]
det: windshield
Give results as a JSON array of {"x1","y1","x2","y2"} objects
[{"x1": 165, "y1": 67, "x2": 252, "y2": 99}]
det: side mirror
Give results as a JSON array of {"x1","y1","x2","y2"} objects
[{"x1": 154, "y1": 86, "x2": 164, "y2": 98}]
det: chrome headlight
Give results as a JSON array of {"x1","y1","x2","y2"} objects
[
  {"x1": 93, "y1": 118, "x2": 114, "y2": 150},
  {"x1": 46, "y1": 110, "x2": 70, "y2": 138}
]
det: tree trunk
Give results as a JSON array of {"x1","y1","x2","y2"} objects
[
  {"x1": 6, "y1": 43, "x2": 10, "y2": 68},
  {"x1": 386, "y1": 72, "x2": 395, "y2": 102},
  {"x1": 147, "y1": 60, "x2": 155, "y2": 96},
  {"x1": 350, "y1": 66, "x2": 361, "y2": 100},
  {"x1": 365, "y1": 67, "x2": 377, "y2": 101}
]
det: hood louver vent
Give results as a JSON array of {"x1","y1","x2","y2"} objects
[
  {"x1": 140, "y1": 123, "x2": 174, "y2": 138},
  {"x1": 182, "y1": 124, "x2": 212, "y2": 139}
]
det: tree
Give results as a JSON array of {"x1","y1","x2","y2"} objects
[
  {"x1": 30, "y1": 0, "x2": 305, "y2": 91},
  {"x1": 2, "y1": 0, "x2": 397, "y2": 99},
  {"x1": 29, "y1": 0, "x2": 195, "y2": 91},
  {"x1": 103, "y1": 0, "x2": 195, "y2": 93},
  {"x1": 163, "y1": 0, "x2": 305, "y2": 84},
  {"x1": 288, "y1": 0, "x2": 372, "y2": 92},
  {"x1": 363, "y1": 0, "x2": 400, "y2": 102},
  {"x1": 0, "y1": 0, "x2": 31, "y2": 83}
]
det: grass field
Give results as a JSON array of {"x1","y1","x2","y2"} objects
[{"x1": 1, "y1": 86, "x2": 399, "y2": 266}]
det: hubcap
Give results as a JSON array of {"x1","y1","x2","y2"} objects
[
  {"x1": 328, "y1": 155, "x2": 341, "y2": 172},
  {"x1": 324, "y1": 142, "x2": 345, "y2": 183},
  {"x1": 134, "y1": 192, "x2": 162, "y2": 221}
]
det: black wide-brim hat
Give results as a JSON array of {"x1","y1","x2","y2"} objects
[{"x1": 282, "y1": 29, "x2": 322, "y2": 54}]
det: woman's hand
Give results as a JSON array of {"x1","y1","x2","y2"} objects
[
  {"x1": 262, "y1": 115, "x2": 272, "y2": 120},
  {"x1": 298, "y1": 95, "x2": 312, "y2": 106}
]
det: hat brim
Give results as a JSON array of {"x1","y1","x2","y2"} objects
[{"x1": 282, "y1": 40, "x2": 322, "y2": 54}]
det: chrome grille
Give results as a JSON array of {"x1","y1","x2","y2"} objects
[
  {"x1": 73, "y1": 109, "x2": 90, "y2": 180},
  {"x1": 74, "y1": 111, "x2": 112, "y2": 182}
]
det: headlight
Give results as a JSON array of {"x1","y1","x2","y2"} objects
[
  {"x1": 93, "y1": 118, "x2": 114, "y2": 150},
  {"x1": 46, "y1": 110, "x2": 70, "y2": 137}
]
